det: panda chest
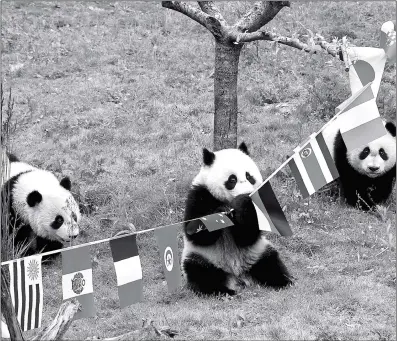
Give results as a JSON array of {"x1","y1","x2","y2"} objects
[{"x1": 201, "y1": 230, "x2": 265, "y2": 276}]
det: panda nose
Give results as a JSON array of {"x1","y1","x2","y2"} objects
[{"x1": 369, "y1": 166, "x2": 379, "y2": 172}]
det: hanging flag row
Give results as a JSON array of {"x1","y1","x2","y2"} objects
[{"x1": 5, "y1": 224, "x2": 184, "y2": 329}]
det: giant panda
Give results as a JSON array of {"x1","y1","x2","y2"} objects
[
  {"x1": 322, "y1": 119, "x2": 396, "y2": 210},
  {"x1": 181, "y1": 143, "x2": 293, "y2": 296},
  {"x1": 1, "y1": 153, "x2": 81, "y2": 256}
]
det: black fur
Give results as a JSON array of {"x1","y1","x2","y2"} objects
[
  {"x1": 27, "y1": 190, "x2": 42, "y2": 207},
  {"x1": 238, "y1": 142, "x2": 250, "y2": 155},
  {"x1": 385, "y1": 122, "x2": 396, "y2": 137},
  {"x1": 333, "y1": 130, "x2": 396, "y2": 210},
  {"x1": 60, "y1": 177, "x2": 71, "y2": 191},
  {"x1": 203, "y1": 148, "x2": 215, "y2": 166},
  {"x1": 183, "y1": 185, "x2": 292, "y2": 295},
  {"x1": 6, "y1": 152, "x2": 19, "y2": 162}
]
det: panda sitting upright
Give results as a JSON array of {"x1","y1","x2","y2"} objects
[
  {"x1": 182, "y1": 143, "x2": 293, "y2": 296},
  {"x1": 2, "y1": 153, "x2": 81, "y2": 256},
  {"x1": 323, "y1": 120, "x2": 396, "y2": 210}
]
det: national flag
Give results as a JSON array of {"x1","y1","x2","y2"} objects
[
  {"x1": 62, "y1": 246, "x2": 95, "y2": 320},
  {"x1": 335, "y1": 81, "x2": 373, "y2": 114},
  {"x1": 346, "y1": 46, "x2": 386, "y2": 98},
  {"x1": 8, "y1": 255, "x2": 43, "y2": 331},
  {"x1": 380, "y1": 20, "x2": 396, "y2": 63},
  {"x1": 288, "y1": 132, "x2": 339, "y2": 199},
  {"x1": 335, "y1": 84, "x2": 386, "y2": 151},
  {"x1": 154, "y1": 224, "x2": 182, "y2": 292},
  {"x1": 186, "y1": 213, "x2": 234, "y2": 234},
  {"x1": 251, "y1": 181, "x2": 292, "y2": 236},
  {"x1": 109, "y1": 234, "x2": 143, "y2": 308}
]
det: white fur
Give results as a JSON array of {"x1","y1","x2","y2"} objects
[
  {"x1": 182, "y1": 232, "x2": 272, "y2": 277},
  {"x1": 10, "y1": 165, "x2": 80, "y2": 242},
  {"x1": 323, "y1": 118, "x2": 396, "y2": 177},
  {"x1": 192, "y1": 148, "x2": 264, "y2": 203}
]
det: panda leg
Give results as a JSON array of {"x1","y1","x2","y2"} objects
[
  {"x1": 248, "y1": 246, "x2": 293, "y2": 289},
  {"x1": 183, "y1": 253, "x2": 240, "y2": 296}
]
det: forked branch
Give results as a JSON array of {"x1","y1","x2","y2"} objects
[
  {"x1": 234, "y1": 1, "x2": 290, "y2": 33},
  {"x1": 197, "y1": 1, "x2": 226, "y2": 25}
]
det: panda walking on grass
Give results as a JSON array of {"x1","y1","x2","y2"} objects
[
  {"x1": 323, "y1": 120, "x2": 396, "y2": 210},
  {"x1": 182, "y1": 143, "x2": 293, "y2": 296}
]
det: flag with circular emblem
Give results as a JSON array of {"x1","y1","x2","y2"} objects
[
  {"x1": 288, "y1": 132, "x2": 339, "y2": 199},
  {"x1": 154, "y1": 224, "x2": 182, "y2": 293},
  {"x1": 346, "y1": 46, "x2": 386, "y2": 99},
  {"x1": 62, "y1": 246, "x2": 95, "y2": 320},
  {"x1": 8, "y1": 255, "x2": 43, "y2": 331}
]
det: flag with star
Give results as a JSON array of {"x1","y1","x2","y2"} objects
[
  {"x1": 186, "y1": 213, "x2": 234, "y2": 234},
  {"x1": 154, "y1": 224, "x2": 182, "y2": 293},
  {"x1": 8, "y1": 255, "x2": 43, "y2": 331}
]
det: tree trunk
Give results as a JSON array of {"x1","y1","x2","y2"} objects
[{"x1": 213, "y1": 40, "x2": 242, "y2": 151}]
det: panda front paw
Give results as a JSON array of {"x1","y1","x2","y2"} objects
[{"x1": 230, "y1": 194, "x2": 256, "y2": 225}]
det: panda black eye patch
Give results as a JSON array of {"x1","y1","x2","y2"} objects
[
  {"x1": 359, "y1": 147, "x2": 370, "y2": 160},
  {"x1": 379, "y1": 148, "x2": 388, "y2": 161},
  {"x1": 246, "y1": 172, "x2": 256, "y2": 185},
  {"x1": 225, "y1": 174, "x2": 237, "y2": 190},
  {"x1": 51, "y1": 215, "x2": 64, "y2": 230}
]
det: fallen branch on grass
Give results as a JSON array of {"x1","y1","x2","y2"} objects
[{"x1": 85, "y1": 319, "x2": 178, "y2": 340}]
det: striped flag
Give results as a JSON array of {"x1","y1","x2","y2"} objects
[
  {"x1": 62, "y1": 246, "x2": 95, "y2": 320},
  {"x1": 186, "y1": 213, "x2": 233, "y2": 234},
  {"x1": 380, "y1": 20, "x2": 396, "y2": 63},
  {"x1": 346, "y1": 46, "x2": 386, "y2": 98},
  {"x1": 109, "y1": 234, "x2": 143, "y2": 308},
  {"x1": 8, "y1": 255, "x2": 43, "y2": 331},
  {"x1": 288, "y1": 132, "x2": 339, "y2": 199},
  {"x1": 335, "y1": 84, "x2": 386, "y2": 151},
  {"x1": 154, "y1": 224, "x2": 182, "y2": 292},
  {"x1": 251, "y1": 181, "x2": 292, "y2": 236}
]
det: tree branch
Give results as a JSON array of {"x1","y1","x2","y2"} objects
[
  {"x1": 31, "y1": 299, "x2": 80, "y2": 341},
  {"x1": 197, "y1": 1, "x2": 227, "y2": 25},
  {"x1": 234, "y1": 1, "x2": 290, "y2": 33},
  {"x1": 162, "y1": 1, "x2": 225, "y2": 40},
  {"x1": 232, "y1": 30, "x2": 341, "y2": 58}
]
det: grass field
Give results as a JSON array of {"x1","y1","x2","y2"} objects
[{"x1": 1, "y1": 1, "x2": 396, "y2": 340}]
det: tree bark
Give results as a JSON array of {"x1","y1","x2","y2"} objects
[
  {"x1": 213, "y1": 41, "x2": 242, "y2": 150},
  {"x1": 1, "y1": 267, "x2": 25, "y2": 341},
  {"x1": 31, "y1": 299, "x2": 80, "y2": 341}
]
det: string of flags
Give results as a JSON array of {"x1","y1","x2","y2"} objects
[{"x1": 1, "y1": 21, "x2": 395, "y2": 332}]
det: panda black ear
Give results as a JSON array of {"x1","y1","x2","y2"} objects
[
  {"x1": 238, "y1": 142, "x2": 250, "y2": 155},
  {"x1": 385, "y1": 122, "x2": 396, "y2": 137},
  {"x1": 60, "y1": 177, "x2": 71, "y2": 191},
  {"x1": 27, "y1": 191, "x2": 42, "y2": 207},
  {"x1": 203, "y1": 148, "x2": 215, "y2": 166}
]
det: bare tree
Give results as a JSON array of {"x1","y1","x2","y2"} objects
[{"x1": 162, "y1": 1, "x2": 341, "y2": 150}]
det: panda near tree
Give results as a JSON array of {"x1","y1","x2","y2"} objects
[
  {"x1": 2, "y1": 153, "x2": 81, "y2": 257},
  {"x1": 182, "y1": 142, "x2": 293, "y2": 296},
  {"x1": 323, "y1": 119, "x2": 396, "y2": 210}
]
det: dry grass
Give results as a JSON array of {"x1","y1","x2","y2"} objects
[{"x1": 1, "y1": 1, "x2": 396, "y2": 340}]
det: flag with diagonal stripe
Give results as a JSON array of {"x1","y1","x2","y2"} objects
[
  {"x1": 288, "y1": 132, "x2": 339, "y2": 199},
  {"x1": 335, "y1": 83, "x2": 387, "y2": 151},
  {"x1": 8, "y1": 255, "x2": 43, "y2": 331},
  {"x1": 251, "y1": 181, "x2": 292, "y2": 236}
]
